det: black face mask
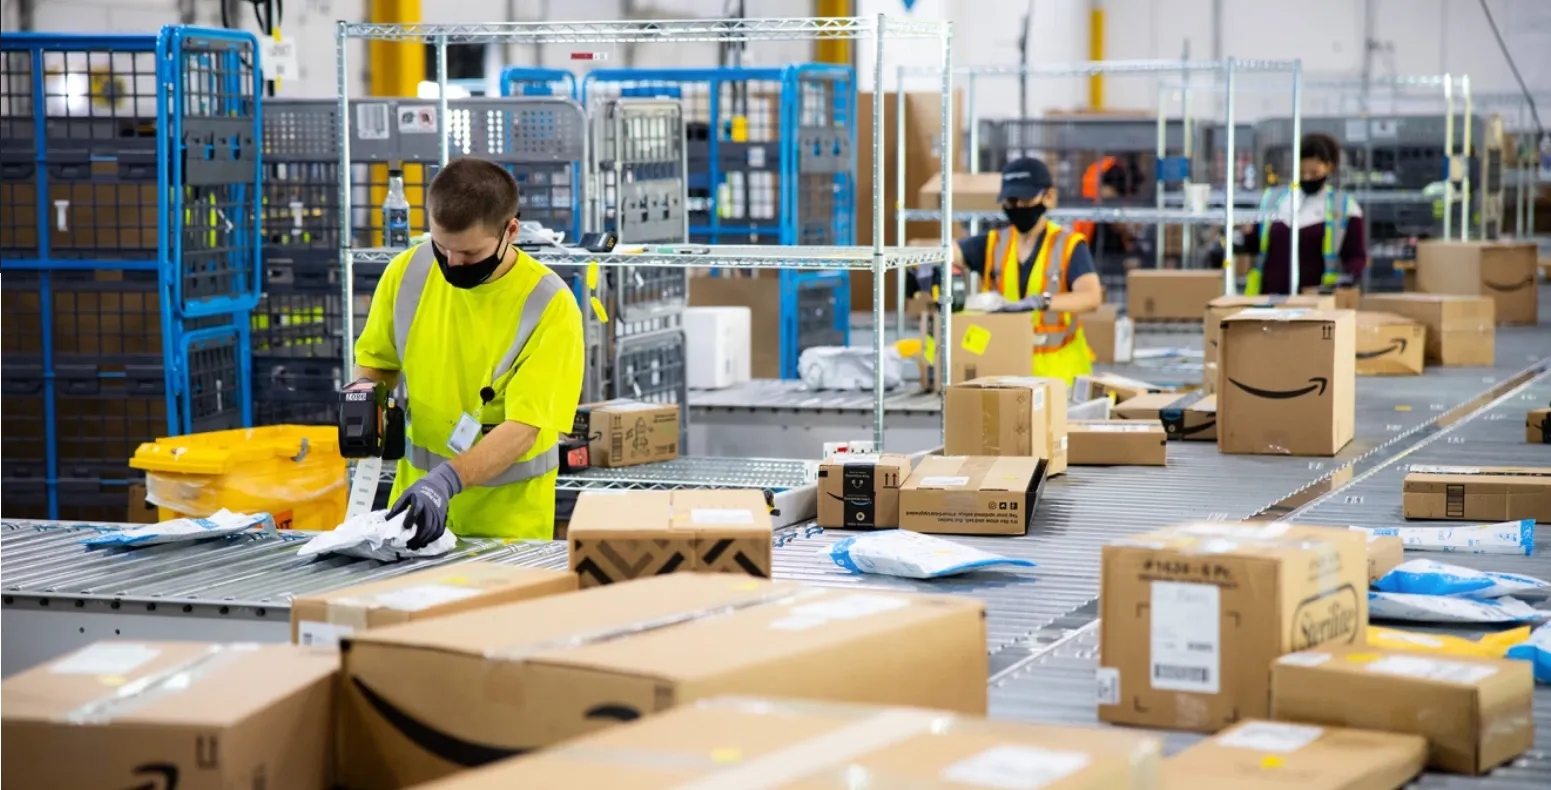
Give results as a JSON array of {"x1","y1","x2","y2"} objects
[
  {"x1": 433, "y1": 225, "x2": 510, "y2": 289},
  {"x1": 1004, "y1": 204, "x2": 1046, "y2": 234},
  {"x1": 1301, "y1": 177, "x2": 1327, "y2": 196}
]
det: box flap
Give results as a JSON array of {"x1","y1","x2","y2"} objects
[
  {"x1": 568, "y1": 491, "x2": 675, "y2": 538},
  {"x1": 1114, "y1": 522, "x2": 1365, "y2": 558},
  {"x1": 901, "y1": 456, "x2": 1041, "y2": 492},
  {"x1": 1221, "y1": 307, "x2": 1345, "y2": 325},
  {"x1": 1068, "y1": 420, "x2": 1167, "y2": 436},
  {"x1": 1357, "y1": 311, "x2": 1422, "y2": 328},
  {"x1": 298, "y1": 562, "x2": 572, "y2": 609}
]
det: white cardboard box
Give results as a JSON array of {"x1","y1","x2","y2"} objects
[{"x1": 685, "y1": 306, "x2": 752, "y2": 389}]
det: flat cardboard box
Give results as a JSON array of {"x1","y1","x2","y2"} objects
[
  {"x1": 1098, "y1": 523, "x2": 1369, "y2": 733},
  {"x1": 1112, "y1": 391, "x2": 1188, "y2": 423},
  {"x1": 337, "y1": 574, "x2": 988, "y2": 789},
  {"x1": 1363, "y1": 533, "x2": 1406, "y2": 584},
  {"x1": 1528, "y1": 408, "x2": 1549, "y2": 444},
  {"x1": 899, "y1": 455, "x2": 1048, "y2": 536},
  {"x1": 1067, "y1": 420, "x2": 1167, "y2": 466},
  {"x1": 1401, "y1": 466, "x2": 1551, "y2": 522},
  {"x1": 1218, "y1": 309, "x2": 1356, "y2": 457},
  {"x1": 1204, "y1": 294, "x2": 1335, "y2": 364},
  {"x1": 917, "y1": 171, "x2": 1004, "y2": 213},
  {"x1": 1358, "y1": 294, "x2": 1495, "y2": 367},
  {"x1": 2, "y1": 642, "x2": 336, "y2": 789},
  {"x1": 944, "y1": 377, "x2": 1050, "y2": 460},
  {"x1": 1271, "y1": 646, "x2": 1535, "y2": 775},
  {"x1": 1162, "y1": 720, "x2": 1427, "y2": 790},
  {"x1": 1355, "y1": 311, "x2": 1426, "y2": 376},
  {"x1": 573, "y1": 399, "x2": 680, "y2": 468},
  {"x1": 1128, "y1": 270, "x2": 1225, "y2": 321},
  {"x1": 1073, "y1": 371, "x2": 1171, "y2": 404},
  {"x1": 945, "y1": 311, "x2": 1036, "y2": 384},
  {"x1": 290, "y1": 562, "x2": 577, "y2": 646},
  {"x1": 1083, "y1": 303, "x2": 1135, "y2": 363},
  {"x1": 420, "y1": 697, "x2": 1164, "y2": 790},
  {"x1": 568, "y1": 490, "x2": 774, "y2": 588},
  {"x1": 1160, "y1": 391, "x2": 1218, "y2": 442},
  {"x1": 816, "y1": 453, "x2": 912, "y2": 529},
  {"x1": 1416, "y1": 240, "x2": 1539, "y2": 325}
]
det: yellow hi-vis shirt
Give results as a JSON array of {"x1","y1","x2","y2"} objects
[{"x1": 355, "y1": 243, "x2": 585, "y2": 540}]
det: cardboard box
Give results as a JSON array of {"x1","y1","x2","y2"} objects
[
  {"x1": 1073, "y1": 371, "x2": 1171, "y2": 404},
  {"x1": 1218, "y1": 309, "x2": 1356, "y2": 457},
  {"x1": 1355, "y1": 311, "x2": 1426, "y2": 376},
  {"x1": 1204, "y1": 294, "x2": 1335, "y2": 364},
  {"x1": 944, "y1": 378, "x2": 1050, "y2": 460},
  {"x1": 1083, "y1": 303, "x2": 1135, "y2": 364},
  {"x1": 2, "y1": 642, "x2": 336, "y2": 789},
  {"x1": 1358, "y1": 294, "x2": 1495, "y2": 367},
  {"x1": 1160, "y1": 391, "x2": 1218, "y2": 442},
  {"x1": 1162, "y1": 720, "x2": 1427, "y2": 790},
  {"x1": 899, "y1": 456, "x2": 1048, "y2": 536},
  {"x1": 567, "y1": 490, "x2": 774, "y2": 588},
  {"x1": 918, "y1": 171, "x2": 1005, "y2": 213},
  {"x1": 337, "y1": 574, "x2": 988, "y2": 789},
  {"x1": 127, "y1": 480, "x2": 159, "y2": 523},
  {"x1": 1271, "y1": 646, "x2": 1535, "y2": 775},
  {"x1": 816, "y1": 453, "x2": 912, "y2": 529},
  {"x1": 1364, "y1": 533, "x2": 1405, "y2": 584},
  {"x1": 1112, "y1": 391, "x2": 1187, "y2": 423},
  {"x1": 1067, "y1": 420, "x2": 1167, "y2": 466},
  {"x1": 1528, "y1": 408, "x2": 1549, "y2": 444},
  {"x1": 422, "y1": 697, "x2": 1164, "y2": 790},
  {"x1": 1202, "y1": 362, "x2": 1218, "y2": 395},
  {"x1": 683, "y1": 306, "x2": 752, "y2": 389},
  {"x1": 1098, "y1": 523, "x2": 1369, "y2": 733},
  {"x1": 574, "y1": 399, "x2": 680, "y2": 468},
  {"x1": 290, "y1": 562, "x2": 577, "y2": 646},
  {"x1": 1416, "y1": 240, "x2": 1539, "y2": 325},
  {"x1": 1128, "y1": 270, "x2": 1225, "y2": 321},
  {"x1": 943, "y1": 311, "x2": 1036, "y2": 385},
  {"x1": 1401, "y1": 466, "x2": 1551, "y2": 522}
]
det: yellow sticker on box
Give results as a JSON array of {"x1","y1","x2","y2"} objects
[
  {"x1": 925, "y1": 335, "x2": 938, "y2": 365},
  {"x1": 962, "y1": 325, "x2": 991, "y2": 356}
]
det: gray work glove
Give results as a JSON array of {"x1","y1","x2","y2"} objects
[
  {"x1": 993, "y1": 294, "x2": 1051, "y2": 313},
  {"x1": 387, "y1": 464, "x2": 463, "y2": 550}
]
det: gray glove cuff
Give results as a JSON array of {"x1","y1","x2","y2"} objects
[{"x1": 428, "y1": 463, "x2": 465, "y2": 496}]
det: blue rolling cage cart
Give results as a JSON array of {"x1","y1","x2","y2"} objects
[
  {"x1": 0, "y1": 27, "x2": 262, "y2": 520},
  {"x1": 575, "y1": 65, "x2": 856, "y2": 379}
]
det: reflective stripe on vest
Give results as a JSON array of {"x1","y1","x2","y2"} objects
[
  {"x1": 1255, "y1": 187, "x2": 1351, "y2": 283},
  {"x1": 986, "y1": 225, "x2": 1080, "y2": 351},
  {"x1": 392, "y1": 243, "x2": 567, "y2": 487}
]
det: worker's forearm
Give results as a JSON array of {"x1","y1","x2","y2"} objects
[
  {"x1": 1050, "y1": 290, "x2": 1102, "y2": 314},
  {"x1": 449, "y1": 420, "x2": 540, "y2": 488},
  {"x1": 353, "y1": 365, "x2": 400, "y2": 390}
]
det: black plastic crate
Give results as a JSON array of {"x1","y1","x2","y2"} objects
[{"x1": 252, "y1": 355, "x2": 341, "y2": 428}]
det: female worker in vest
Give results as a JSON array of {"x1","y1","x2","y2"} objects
[
  {"x1": 353, "y1": 157, "x2": 586, "y2": 546},
  {"x1": 1245, "y1": 132, "x2": 1367, "y2": 296},
  {"x1": 947, "y1": 157, "x2": 1105, "y2": 386}
]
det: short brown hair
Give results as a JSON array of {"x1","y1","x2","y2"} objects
[
  {"x1": 427, "y1": 157, "x2": 519, "y2": 234},
  {"x1": 1299, "y1": 132, "x2": 1341, "y2": 166}
]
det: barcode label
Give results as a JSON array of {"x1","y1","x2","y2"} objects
[
  {"x1": 357, "y1": 103, "x2": 391, "y2": 141},
  {"x1": 1150, "y1": 580, "x2": 1221, "y2": 694},
  {"x1": 1095, "y1": 666, "x2": 1120, "y2": 706},
  {"x1": 1154, "y1": 664, "x2": 1210, "y2": 683}
]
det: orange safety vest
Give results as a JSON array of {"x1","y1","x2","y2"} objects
[
  {"x1": 1073, "y1": 156, "x2": 1118, "y2": 241},
  {"x1": 982, "y1": 222, "x2": 1085, "y2": 354}
]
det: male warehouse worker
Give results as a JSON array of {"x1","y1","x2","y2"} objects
[
  {"x1": 353, "y1": 157, "x2": 585, "y2": 546},
  {"x1": 908, "y1": 157, "x2": 1105, "y2": 385}
]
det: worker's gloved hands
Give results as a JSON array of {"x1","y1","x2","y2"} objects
[
  {"x1": 387, "y1": 464, "x2": 463, "y2": 550},
  {"x1": 994, "y1": 293, "x2": 1051, "y2": 313}
]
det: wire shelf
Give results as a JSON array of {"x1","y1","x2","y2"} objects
[
  {"x1": 556, "y1": 456, "x2": 810, "y2": 492},
  {"x1": 898, "y1": 59, "x2": 1301, "y2": 79},
  {"x1": 339, "y1": 17, "x2": 948, "y2": 45},
  {"x1": 350, "y1": 244, "x2": 946, "y2": 271},
  {"x1": 899, "y1": 207, "x2": 1280, "y2": 225}
]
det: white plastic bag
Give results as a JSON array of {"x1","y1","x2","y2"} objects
[
  {"x1": 81, "y1": 509, "x2": 274, "y2": 547},
  {"x1": 824, "y1": 531, "x2": 1035, "y2": 579},
  {"x1": 1505, "y1": 623, "x2": 1551, "y2": 682},
  {"x1": 1374, "y1": 559, "x2": 1551, "y2": 600},
  {"x1": 297, "y1": 509, "x2": 457, "y2": 562},
  {"x1": 799, "y1": 346, "x2": 904, "y2": 391},
  {"x1": 1368, "y1": 591, "x2": 1549, "y2": 624}
]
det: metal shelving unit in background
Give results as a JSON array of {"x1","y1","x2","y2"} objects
[
  {"x1": 893, "y1": 58, "x2": 1302, "y2": 337},
  {"x1": 335, "y1": 15, "x2": 955, "y2": 457}
]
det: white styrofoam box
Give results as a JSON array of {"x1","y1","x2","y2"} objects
[{"x1": 684, "y1": 306, "x2": 752, "y2": 389}]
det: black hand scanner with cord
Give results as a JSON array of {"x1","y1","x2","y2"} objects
[{"x1": 339, "y1": 378, "x2": 405, "y2": 461}]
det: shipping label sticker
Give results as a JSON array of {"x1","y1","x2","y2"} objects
[
  {"x1": 1095, "y1": 666, "x2": 1121, "y2": 706},
  {"x1": 1218, "y1": 722, "x2": 1326, "y2": 754},
  {"x1": 962, "y1": 325, "x2": 991, "y2": 356},
  {"x1": 1367, "y1": 654, "x2": 1499, "y2": 685},
  {"x1": 1149, "y1": 581, "x2": 1221, "y2": 694},
  {"x1": 940, "y1": 745, "x2": 1092, "y2": 790},
  {"x1": 51, "y1": 643, "x2": 161, "y2": 676},
  {"x1": 371, "y1": 584, "x2": 483, "y2": 613},
  {"x1": 1276, "y1": 651, "x2": 1332, "y2": 667},
  {"x1": 690, "y1": 508, "x2": 756, "y2": 526},
  {"x1": 918, "y1": 475, "x2": 971, "y2": 488},
  {"x1": 298, "y1": 621, "x2": 355, "y2": 648},
  {"x1": 1087, "y1": 423, "x2": 1155, "y2": 433}
]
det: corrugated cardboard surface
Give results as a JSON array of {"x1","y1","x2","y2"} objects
[
  {"x1": 918, "y1": 171, "x2": 1005, "y2": 213},
  {"x1": 1112, "y1": 391, "x2": 1187, "y2": 423},
  {"x1": 1073, "y1": 371, "x2": 1171, "y2": 405},
  {"x1": 1358, "y1": 294, "x2": 1495, "y2": 367},
  {"x1": 944, "y1": 378, "x2": 1049, "y2": 459},
  {"x1": 420, "y1": 697, "x2": 1163, "y2": 790},
  {"x1": 1161, "y1": 720, "x2": 1427, "y2": 790},
  {"x1": 1528, "y1": 408, "x2": 1549, "y2": 444},
  {"x1": 1270, "y1": 646, "x2": 1535, "y2": 775},
  {"x1": 817, "y1": 454, "x2": 912, "y2": 530},
  {"x1": 1159, "y1": 392, "x2": 1218, "y2": 442},
  {"x1": 945, "y1": 312, "x2": 1037, "y2": 385},
  {"x1": 899, "y1": 455, "x2": 1047, "y2": 535},
  {"x1": 1354, "y1": 311, "x2": 1426, "y2": 376},
  {"x1": 2, "y1": 642, "x2": 336, "y2": 789},
  {"x1": 337, "y1": 574, "x2": 987, "y2": 789},
  {"x1": 1401, "y1": 466, "x2": 1551, "y2": 522},
  {"x1": 1416, "y1": 240, "x2": 1539, "y2": 325},
  {"x1": 1128, "y1": 270, "x2": 1225, "y2": 321},
  {"x1": 127, "y1": 481, "x2": 159, "y2": 524},
  {"x1": 1098, "y1": 523, "x2": 1369, "y2": 733},
  {"x1": 568, "y1": 490, "x2": 774, "y2": 588},
  {"x1": 289, "y1": 563, "x2": 576, "y2": 645},
  {"x1": 1067, "y1": 420, "x2": 1167, "y2": 466},
  {"x1": 1218, "y1": 309, "x2": 1356, "y2": 457},
  {"x1": 575, "y1": 400, "x2": 680, "y2": 468},
  {"x1": 1364, "y1": 534, "x2": 1405, "y2": 583},
  {"x1": 1082, "y1": 303, "x2": 1133, "y2": 364},
  {"x1": 1204, "y1": 295, "x2": 1335, "y2": 364}
]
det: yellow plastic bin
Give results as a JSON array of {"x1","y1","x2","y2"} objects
[{"x1": 130, "y1": 425, "x2": 349, "y2": 531}]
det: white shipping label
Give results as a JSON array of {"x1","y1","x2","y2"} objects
[
  {"x1": 940, "y1": 745, "x2": 1093, "y2": 790},
  {"x1": 297, "y1": 621, "x2": 356, "y2": 647},
  {"x1": 1408, "y1": 465, "x2": 1482, "y2": 475},
  {"x1": 1033, "y1": 388, "x2": 1046, "y2": 410},
  {"x1": 775, "y1": 594, "x2": 909, "y2": 631},
  {"x1": 1087, "y1": 424, "x2": 1156, "y2": 433},
  {"x1": 1277, "y1": 652, "x2": 1332, "y2": 667},
  {"x1": 259, "y1": 36, "x2": 299, "y2": 81},
  {"x1": 1367, "y1": 655, "x2": 1500, "y2": 685},
  {"x1": 1095, "y1": 667, "x2": 1121, "y2": 706},
  {"x1": 1059, "y1": 435, "x2": 1068, "y2": 451},
  {"x1": 918, "y1": 476, "x2": 971, "y2": 488},
  {"x1": 690, "y1": 508, "x2": 755, "y2": 526},
  {"x1": 370, "y1": 584, "x2": 483, "y2": 613},
  {"x1": 1149, "y1": 581, "x2": 1221, "y2": 693},
  {"x1": 51, "y1": 643, "x2": 161, "y2": 676},
  {"x1": 1217, "y1": 722, "x2": 1326, "y2": 753}
]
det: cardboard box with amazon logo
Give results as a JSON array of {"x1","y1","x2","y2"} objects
[
  {"x1": 1217, "y1": 309, "x2": 1356, "y2": 457},
  {"x1": 1355, "y1": 311, "x2": 1426, "y2": 376},
  {"x1": 1204, "y1": 294, "x2": 1334, "y2": 364},
  {"x1": 816, "y1": 453, "x2": 912, "y2": 530}
]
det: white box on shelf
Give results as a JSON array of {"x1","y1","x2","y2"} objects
[{"x1": 684, "y1": 306, "x2": 752, "y2": 389}]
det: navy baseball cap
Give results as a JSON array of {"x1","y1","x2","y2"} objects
[{"x1": 998, "y1": 157, "x2": 1054, "y2": 202}]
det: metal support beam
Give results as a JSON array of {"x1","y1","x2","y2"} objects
[
  {"x1": 813, "y1": 0, "x2": 852, "y2": 66},
  {"x1": 367, "y1": 0, "x2": 425, "y2": 246}
]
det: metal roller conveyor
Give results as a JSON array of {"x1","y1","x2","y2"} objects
[{"x1": 689, "y1": 380, "x2": 945, "y2": 459}]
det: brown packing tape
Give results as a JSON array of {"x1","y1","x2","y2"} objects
[
  {"x1": 325, "y1": 598, "x2": 376, "y2": 631},
  {"x1": 981, "y1": 390, "x2": 1000, "y2": 454},
  {"x1": 59, "y1": 644, "x2": 260, "y2": 726}
]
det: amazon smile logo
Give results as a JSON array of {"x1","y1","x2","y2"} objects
[
  {"x1": 1229, "y1": 376, "x2": 1328, "y2": 399},
  {"x1": 1356, "y1": 338, "x2": 1407, "y2": 359},
  {"x1": 1484, "y1": 277, "x2": 1533, "y2": 292},
  {"x1": 125, "y1": 764, "x2": 178, "y2": 790}
]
